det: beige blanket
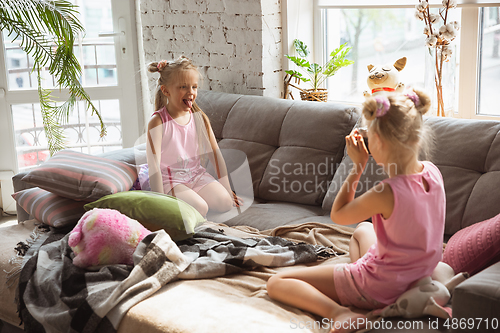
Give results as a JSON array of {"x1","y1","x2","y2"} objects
[
  {"x1": 118, "y1": 221, "x2": 354, "y2": 333},
  {"x1": 0, "y1": 220, "x2": 354, "y2": 332}
]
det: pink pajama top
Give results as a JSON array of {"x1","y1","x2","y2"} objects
[
  {"x1": 138, "y1": 107, "x2": 210, "y2": 192},
  {"x1": 349, "y1": 161, "x2": 446, "y2": 305}
]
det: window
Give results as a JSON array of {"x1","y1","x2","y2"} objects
[
  {"x1": 323, "y1": 7, "x2": 460, "y2": 110},
  {"x1": 0, "y1": 0, "x2": 142, "y2": 173},
  {"x1": 478, "y1": 7, "x2": 500, "y2": 116},
  {"x1": 284, "y1": 1, "x2": 500, "y2": 119}
]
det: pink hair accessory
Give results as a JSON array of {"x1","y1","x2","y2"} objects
[
  {"x1": 157, "y1": 60, "x2": 168, "y2": 71},
  {"x1": 374, "y1": 96, "x2": 390, "y2": 117},
  {"x1": 405, "y1": 90, "x2": 420, "y2": 106}
]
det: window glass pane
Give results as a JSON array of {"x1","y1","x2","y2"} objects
[
  {"x1": 11, "y1": 104, "x2": 50, "y2": 169},
  {"x1": 74, "y1": 0, "x2": 118, "y2": 87},
  {"x1": 323, "y1": 8, "x2": 460, "y2": 106},
  {"x1": 11, "y1": 100, "x2": 122, "y2": 170},
  {"x1": 2, "y1": 0, "x2": 118, "y2": 91},
  {"x1": 478, "y1": 7, "x2": 500, "y2": 116}
]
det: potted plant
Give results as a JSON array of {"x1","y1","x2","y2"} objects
[
  {"x1": 0, "y1": 0, "x2": 105, "y2": 153},
  {"x1": 285, "y1": 39, "x2": 354, "y2": 102}
]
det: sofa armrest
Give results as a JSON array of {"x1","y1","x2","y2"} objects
[
  {"x1": 12, "y1": 171, "x2": 33, "y2": 222},
  {"x1": 452, "y1": 261, "x2": 500, "y2": 332}
]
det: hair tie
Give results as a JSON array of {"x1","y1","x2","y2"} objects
[
  {"x1": 157, "y1": 60, "x2": 168, "y2": 71},
  {"x1": 374, "y1": 96, "x2": 390, "y2": 117},
  {"x1": 404, "y1": 90, "x2": 420, "y2": 106}
]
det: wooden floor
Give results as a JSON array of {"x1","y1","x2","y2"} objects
[
  {"x1": 0, "y1": 214, "x2": 24, "y2": 333},
  {"x1": 0, "y1": 214, "x2": 17, "y2": 228}
]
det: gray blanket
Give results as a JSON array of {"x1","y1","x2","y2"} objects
[{"x1": 17, "y1": 227, "x2": 337, "y2": 333}]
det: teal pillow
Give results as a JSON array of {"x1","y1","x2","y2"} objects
[{"x1": 84, "y1": 191, "x2": 206, "y2": 241}]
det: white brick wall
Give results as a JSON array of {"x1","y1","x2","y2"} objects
[{"x1": 140, "y1": 0, "x2": 283, "y2": 100}]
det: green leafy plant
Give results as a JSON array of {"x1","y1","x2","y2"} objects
[
  {"x1": 0, "y1": 0, "x2": 105, "y2": 154},
  {"x1": 285, "y1": 39, "x2": 354, "y2": 91}
]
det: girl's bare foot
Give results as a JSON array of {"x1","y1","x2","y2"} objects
[{"x1": 329, "y1": 308, "x2": 367, "y2": 333}]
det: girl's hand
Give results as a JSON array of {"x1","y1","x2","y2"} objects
[{"x1": 346, "y1": 129, "x2": 369, "y2": 172}]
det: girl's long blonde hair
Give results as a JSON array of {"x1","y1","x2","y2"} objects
[
  {"x1": 148, "y1": 56, "x2": 212, "y2": 164},
  {"x1": 362, "y1": 88, "x2": 434, "y2": 161}
]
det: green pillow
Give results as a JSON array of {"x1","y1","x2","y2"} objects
[{"x1": 84, "y1": 191, "x2": 206, "y2": 241}]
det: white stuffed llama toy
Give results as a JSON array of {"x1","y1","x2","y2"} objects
[
  {"x1": 370, "y1": 270, "x2": 469, "y2": 319},
  {"x1": 363, "y1": 57, "x2": 407, "y2": 97}
]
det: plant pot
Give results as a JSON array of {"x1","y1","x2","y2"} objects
[{"x1": 300, "y1": 88, "x2": 328, "y2": 102}]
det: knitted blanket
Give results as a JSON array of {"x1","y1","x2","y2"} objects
[{"x1": 17, "y1": 227, "x2": 337, "y2": 333}]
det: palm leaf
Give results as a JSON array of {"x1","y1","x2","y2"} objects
[{"x1": 0, "y1": 0, "x2": 106, "y2": 154}]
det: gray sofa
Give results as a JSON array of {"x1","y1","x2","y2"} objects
[{"x1": 8, "y1": 90, "x2": 500, "y2": 332}]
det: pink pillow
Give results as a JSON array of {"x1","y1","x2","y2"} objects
[{"x1": 443, "y1": 213, "x2": 500, "y2": 276}]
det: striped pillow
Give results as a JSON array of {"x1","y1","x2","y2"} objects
[
  {"x1": 21, "y1": 150, "x2": 138, "y2": 201},
  {"x1": 12, "y1": 188, "x2": 86, "y2": 227}
]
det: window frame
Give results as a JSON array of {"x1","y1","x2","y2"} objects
[
  {"x1": 304, "y1": 0, "x2": 500, "y2": 119},
  {"x1": 0, "y1": 0, "x2": 143, "y2": 174}
]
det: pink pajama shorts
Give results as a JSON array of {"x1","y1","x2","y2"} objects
[
  {"x1": 135, "y1": 165, "x2": 216, "y2": 194},
  {"x1": 333, "y1": 264, "x2": 386, "y2": 310},
  {"x1": 166, "y1": 172, "x2": 216, "y2": 195}
]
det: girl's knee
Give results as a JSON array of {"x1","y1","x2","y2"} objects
[
  {"x1": 219, "y1": 192, "x2": 234, "y2": 212},
  {"x1": 195, "y1": 201, "x2": 209, "y2": 216},
  {"x1": 210, "y1": 191, "x2": 233, "y2": 213},
  {"x1": 185, "y1": 197, "x2": 208, "y2": 216},
  {"x1": 266, "y1": 274, "x2": 283, "y2": 298}
]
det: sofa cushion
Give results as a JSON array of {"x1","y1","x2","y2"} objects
[
  {"x1": 196, "y1": 90, "x2": 242, "y2": 140},
  {"x1": 259, "y1": 146, "x2": 339, "y2": 205},
  {"x1": 96, "y1": 144, "x2": 146, "y2": 165},
  {"x1": 426, "y1": 117, "x2": 500, "y2": 235},
  {"x1": 197, "y1": 90, "x2": 359, "y2": 206},
  {"x1": 326, "y1": 116, "x2": 500, "y2": 237},
  {"x1": 21, "y1": 150, "x2": 138, "y2": 201},
  {"x1": 221, "y1": 95, "x2": 292, "y2": 147},
  {"x1": 452, "y1": 261, "x2": 500, "y2": 329},
  {"x1": 322, "y1": 155, "x2": 387, "y2": 212},
  {"x1": 218, "y1": 139, "x2": 275, "y2": 199},
  {"x1": 221, "y1": 200, "x2": 327, "y2": 230},
  {"x1": 259, "y1": 101, "x2": 358, "y2": 205}
]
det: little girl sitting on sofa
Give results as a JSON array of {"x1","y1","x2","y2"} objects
[
  {"x1": 136, "y1": 56, "x2": 240, "y2": 216},
  {"x1": 267, "y1": 89, "x2": 450, "y2": 333}
]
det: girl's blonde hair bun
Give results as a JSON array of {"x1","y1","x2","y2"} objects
[
  {"x1": 411, "y1": 88, "x2": 431, "y2": 116},
  {"x1": 147, "y1": 62, "x2": 160, "y2": 73},
  {"x1": 362, "y1": 97, "x2": 381, "y2": 121},
  {"x1": 361, "y1": 88, "x2": 434, "y2": 161}
]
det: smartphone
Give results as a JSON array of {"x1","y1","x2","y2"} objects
[{"x1": 357, "y1": 127, "x2": 370, "y2": 154}]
